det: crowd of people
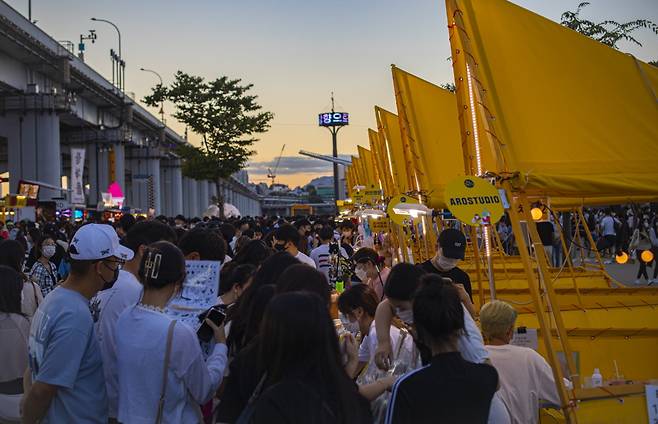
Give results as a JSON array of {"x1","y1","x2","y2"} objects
[
  {"x1": 0, "y1": 210, "x2": 586, "y2": 423},
  {"x1": 497, "y1": 205, "x2": 658, "y2": 284}
]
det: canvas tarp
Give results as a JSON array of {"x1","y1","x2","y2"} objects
[
  {"x1": 447, "y1": 0, "x2": 658, "y2": 200},
  {"x1": 392, "y1": 65, "x2": 467, "y2": 208}
]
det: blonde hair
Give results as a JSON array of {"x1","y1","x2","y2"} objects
[{"x1": 480, "y1": 300, "x2": 517, "y2": 340}]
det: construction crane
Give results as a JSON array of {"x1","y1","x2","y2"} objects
[{"x1": 267, "y1": 144, "x2": 286, "y2": 186}]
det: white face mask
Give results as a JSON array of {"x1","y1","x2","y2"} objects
[
  {"x1": 437, "y1": 255, "x2": 459, "y2": 271},
  {"x1": 355, "y1": 267, "x2": 368, "y2": 282},
  {"x1": 343, "y1": 320, "x2": 360, "y2": 335},
  {"x1": 396, "y1": 308, "x2": 414, "y2": 325},
  {"x1": 42, "y1": 245, "x2": 56, "y2": 258}
]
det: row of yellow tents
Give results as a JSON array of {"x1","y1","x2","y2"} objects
[{"x1": 343, "y1": 1, "x2": 658, "y2": 422}]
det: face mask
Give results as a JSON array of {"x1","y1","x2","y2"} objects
[
  {"x1": 274, "y1": 243, "x2": 287, "y2": 252},
  {"x1": 437, "y1": 255, "x2": 459, "y2": 271},
  {"x1": 100, "y1": 263, "x2": 120, "y2": 290},
  {"x1": 396, "y1": 308, "x2": 414, "y2": 325},
  {"x1": 42, "y1": 245, "x2": 56, "y2": 258},
  {"x1": 355, "y1": 267, "x2": 368, "y2": 282},
  {"x1": 343, "y1": 320, "x2": 360, "y2": 335}
]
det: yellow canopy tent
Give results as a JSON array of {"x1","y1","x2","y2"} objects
[
  {"x1": 375, "y1": 106, "x2": 415, "y2": 194},
  {"x1": 392, "y1": 65, "x2": 467, "y2": 208},
  {"x1": 351, "y1": 156, "x2": 366, "y2": 187},
  {"x1": 368, "y1": 129, "x2": 394, "y2": 195},
  {"x1": 446, "y1": 0, "x2": 658, "y2": 200}
]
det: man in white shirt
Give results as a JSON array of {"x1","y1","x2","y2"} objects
[
  {"x1": 480, "y1": 300, "x2": 562, "y2": 424},
  {"x1": 310, "y1": 226, "x2": 347, "y2": 281},
  {"x1": 92, "y1": 220, "x2": 177, "y2": 421},
  {"x1": 273, "y1": 224, "x2": 316, "y2": 268},
  {"x1": 598, "y1": 209, "x2": 619, "y2": 261}
]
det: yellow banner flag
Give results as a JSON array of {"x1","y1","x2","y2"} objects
[
  {"x1": 375, "y1": 107, "x2": 415, "y2": 195},
  {"x1": 392, "y1": 65, "x2": 467, "y2": 208}
]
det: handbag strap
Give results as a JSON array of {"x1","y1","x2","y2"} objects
[{"x1": 156, "y1": 320, "x2": 177, "y2": 424}]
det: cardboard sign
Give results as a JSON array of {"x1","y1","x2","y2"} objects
[
  {"x1": 511, "y1": 327, "x2": 539, "y2": 350},
  {"x1": 166, "y1": 260, "x2": 220, "y2": 330},
  {"x1": 370, "y1": 218, "x2": 390, "y2": 233},
  {"x1": 445, "y1": 177, "x2": 504, "y2": 226}
]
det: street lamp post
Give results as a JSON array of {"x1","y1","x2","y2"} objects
[
  {"x1": 91, "y1": 17, "x2": 124, "y2": 91},
  {"x1": 140, "y1": 68, "x2": 165, "y2": 124}
]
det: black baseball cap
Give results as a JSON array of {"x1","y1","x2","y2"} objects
[{"x1": 438, "y1": 229, "x2": 466, "y2": 260}]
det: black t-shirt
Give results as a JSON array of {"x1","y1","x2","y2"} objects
[
  {"x1": 419, "y1": 260, "x2": 472, "y2": 301},
  {"x1": 251, "y1": 377, "x2": 372, "y2": 424},
  {"x1": 387, "y1": 352, "x2": 498, "y2": 424}
]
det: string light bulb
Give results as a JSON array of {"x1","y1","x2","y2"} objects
[
  {"x1": 641, "y1": 250, "x2": 654, "y2": 263},
  {"x1": 615, "y1": 251, "x2": 629, "y2": 264},
  {"x1": 531, "y1": 207, "x2": 543, "y2": 221}
]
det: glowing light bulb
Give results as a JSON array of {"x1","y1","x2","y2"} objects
[
  {"x1": 531, "y1": 208, "x2": 543, "y2": 221},
  {"x1": 641, "y1": 250, "x2": 654, "y2": 263},
  {"x1": 615, "y1": 252, "x2": 629, "y2": 264}
]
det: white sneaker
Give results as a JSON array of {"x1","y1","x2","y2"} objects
[{"x1": 634, "y1": 278, "x2": 642, "y2": 284}]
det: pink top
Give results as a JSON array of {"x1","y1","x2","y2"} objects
[{"x1": 367, "y1": 267, "x2": 390, "y2": 301}]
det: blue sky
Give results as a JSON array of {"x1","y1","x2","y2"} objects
[{"x1": 8, "y1": 0, "x2": 658, "y2": 187}]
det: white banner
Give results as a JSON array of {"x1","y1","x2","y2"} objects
[{"x1": 70, "y1": 147, "x2": 86, "y2": 205}]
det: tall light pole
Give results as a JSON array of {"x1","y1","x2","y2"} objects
[
  {"x1": 318, "y1": 93, "x2": 349, "y2": 211},
  {"x1": 140, "y1": 68, "x2": 165, "y2": 124},
  {"x1": 91, "y1": 17, "x2": 124, "y2": 90}
]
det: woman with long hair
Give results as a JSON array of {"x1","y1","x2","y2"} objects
[
  {"x1": 28, "y1": 235, "x2": 59, "y2": 298},
  {"x1": 0, "y1": 239, "x2": 42, "y2": 317},
  {"x1": 0, "y1": 266, "x2": 30, "y2": 422},
  {"x1": 225, "y1": 252, "x2": 300, "y2": 355},
  {"x1": 115, "y1": 241, "x2": 227, "y2": 423},
  {"x1": 245, "y1": 292, "x2": 371, "y2": 423}
]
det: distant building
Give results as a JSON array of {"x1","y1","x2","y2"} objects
[{"x1": 233, "y1": 170, "x2": 249, "y2": 185}]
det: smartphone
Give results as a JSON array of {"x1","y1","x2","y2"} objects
[{"x1": 196, "y1": 307, "x2": 226, "y2": 342}]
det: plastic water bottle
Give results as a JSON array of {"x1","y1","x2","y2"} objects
[{"x1": 591, "y1": 368, "x2": 603, "y2": 387}]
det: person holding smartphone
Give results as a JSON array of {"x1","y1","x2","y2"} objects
[{"x1": 115, "y1": 241, "x2": 227, "y2": 423}]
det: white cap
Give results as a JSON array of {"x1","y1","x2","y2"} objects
[{"x1": 69, "y1": 224, "x2": 134, "y2": 261}]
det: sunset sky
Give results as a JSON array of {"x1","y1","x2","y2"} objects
[{"x1": 8, "y1": 0, "x2": 658, "y2": 187}]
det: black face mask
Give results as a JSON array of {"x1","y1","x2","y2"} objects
[
  {"x1": 274, "y1": 243, "x2": 287, "y2": 252},
  {"x1": 305, "y1": 230, "x2": 311, "y2": 237},
  {"x1": 100, "y1": 262, "x2": 120, "y2": 290}
]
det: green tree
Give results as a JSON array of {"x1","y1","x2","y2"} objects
[
  {"x1": 144, "y1": 71, "x2": 273, "y2": 215},
  {"x1": 560, "y1": 2, "x2": 658, "y2": 50},
  {"x1": 439, "y1": 83, "x2": 456, "y2": 93},
  {"x1": 305, "y1": 185, "x2": 323, "y2": 203}
]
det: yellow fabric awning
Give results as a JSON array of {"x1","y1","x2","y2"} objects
[
  {"x1": 392, "y1": 65, "x2": 467, "y2": 208},
  {"x1": 447, "y1": 0, "x2": 658, "y2": 200}
]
